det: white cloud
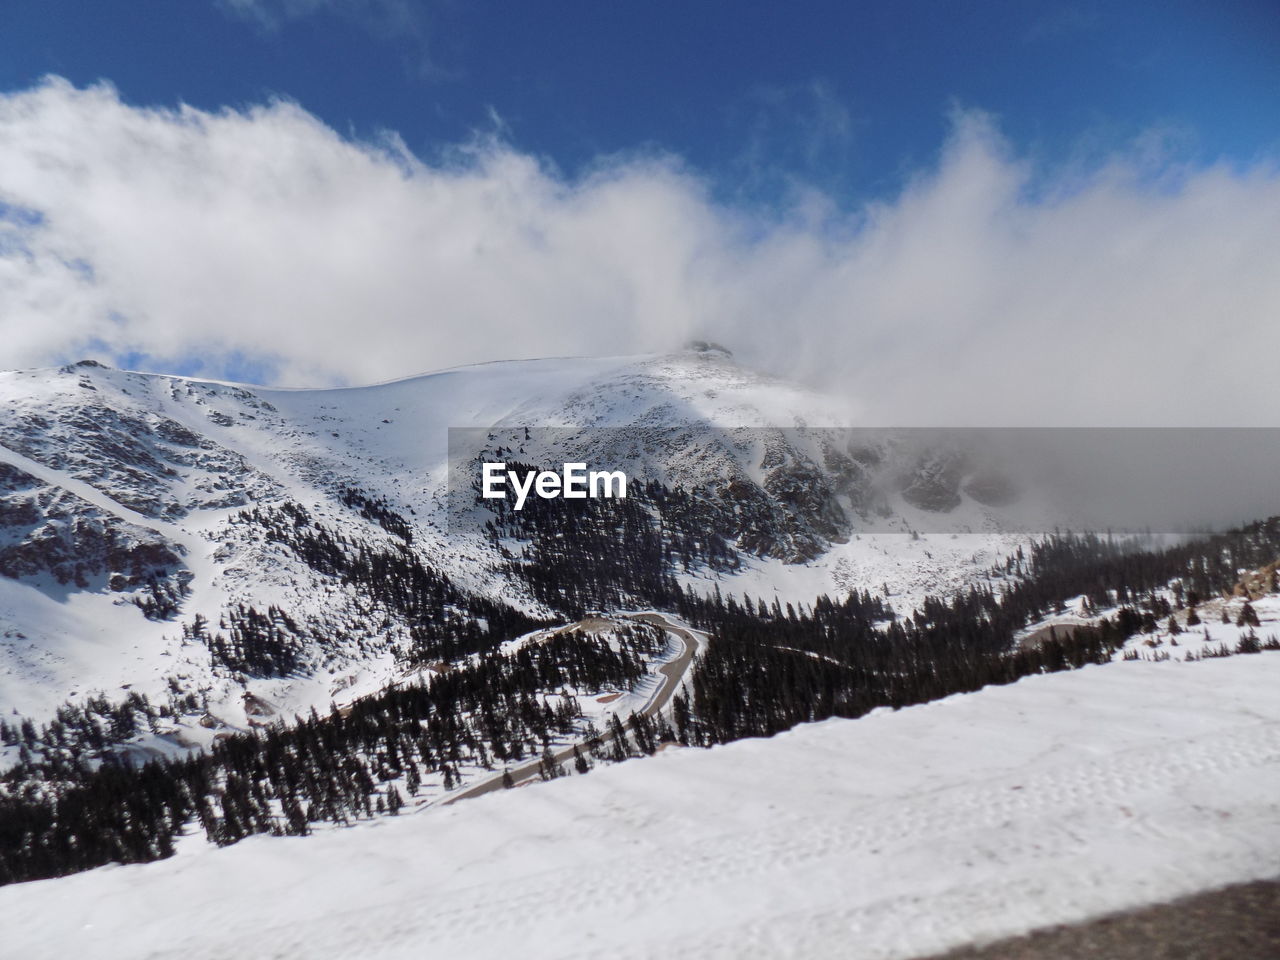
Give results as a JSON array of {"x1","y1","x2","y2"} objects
[{"x1": 1, "y1": 77, "x2": 1278, "y2": 425}]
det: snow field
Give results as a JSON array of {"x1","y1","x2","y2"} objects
[{"x1": 3, "y1": 650, "x2": 1276, "y2": 960}]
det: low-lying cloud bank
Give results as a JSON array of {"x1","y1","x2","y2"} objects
[{"x1": 2, "y1": 77, "x2": 1278, "y2": 424}]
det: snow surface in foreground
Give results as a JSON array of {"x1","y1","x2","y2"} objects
[{"x1": 5, "y1": 653, "x2": 1279, "y2": 960}]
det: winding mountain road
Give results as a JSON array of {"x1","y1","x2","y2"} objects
[{"x1": 440, "y1": 612, "x2": 700, "y2": 806}]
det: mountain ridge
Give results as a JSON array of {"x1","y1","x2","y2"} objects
[{"x1": 0, "y1": 340, "x2": 1077, "y2": 868}]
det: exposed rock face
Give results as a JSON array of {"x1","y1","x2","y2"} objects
[
  {"x1": 4, "y1": 401, "x2": 264, "y2": 519},
  {"x1": 899, "y1": 448, "x2": 966, "y2": 513},
  {"x1": 0, "y1": 462, "x2": 185, "y2": 589}
]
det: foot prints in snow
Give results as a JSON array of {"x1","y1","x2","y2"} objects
[{"x1": 3, "y1": 651, "x2": 1277, "y2": 960}]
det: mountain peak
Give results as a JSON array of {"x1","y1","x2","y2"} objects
[{"x1": 681, "y1": 339, "x2": 733, "y2": 357}]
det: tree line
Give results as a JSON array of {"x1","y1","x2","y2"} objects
[{"x1": 0, "y1": 623, "x2": 664, "y2": 886}]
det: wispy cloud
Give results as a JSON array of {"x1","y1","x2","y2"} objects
[
  {"x1": 1, "y1": 77, "x2": 1278, "y2": 426},
  {"x1": 218, "y1": 0, "x2": 420, "y2": 35},
  {"x1": 1024, "y1": 3, "x2": 1100, "y2": 42},
  {"x1": 215, "y1": 0, "x2": 453, "y2": 78},
  {"x1": 729, "y1": 80, "x2": 863, "y2": 202}
]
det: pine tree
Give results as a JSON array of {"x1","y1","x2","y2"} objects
[
  {"x1": 405, "y1": 762, "x2": 420, "y2": 796},
  {"x1": 539, "y1": 746, "x2": 563, "y2": 781}
]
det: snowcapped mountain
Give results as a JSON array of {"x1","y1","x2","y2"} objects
[
  {"x1": 0, "y1": 346, "x2": 1023, "y2": 730},
  {"x1": 3, "y1": 344, "x2": 1279, "y2": 948}
]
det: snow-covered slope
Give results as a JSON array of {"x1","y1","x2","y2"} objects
[
  {"x1": 0, "y1": 348, "x2": 1024, "y2": 732},
  {"x1": 4, "y1": 651, "x2": 1276, "y2": 960}
]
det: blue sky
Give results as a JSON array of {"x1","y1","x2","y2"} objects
[
  {"x1": 1, "y1": 2, "x2": 1278, "y2": 423},
  {"x1": 3, "y1": 1, "x2": 1277, "y2": 206}
]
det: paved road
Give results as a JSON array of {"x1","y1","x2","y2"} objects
[
  {"x1": 438, "y1": 612, "x2": 699, "y2": 806},
  {"x1": 1019, "y1": 621, "x2": 1087, "y2": 649},
  {"x1": 925, "y1": 877, "x2": 1280, "y2": 960}
]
